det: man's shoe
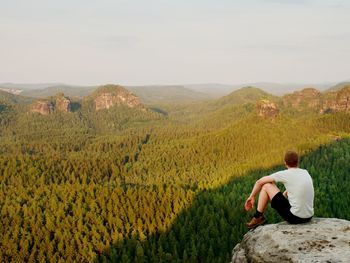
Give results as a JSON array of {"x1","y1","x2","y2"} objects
[{"x1": 246, "y1": 215, "x2": 266, "y2": 229}]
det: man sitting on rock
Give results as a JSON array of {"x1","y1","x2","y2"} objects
[{"x1": 245, "y1": 150, "x2": 314, "y2": 228}]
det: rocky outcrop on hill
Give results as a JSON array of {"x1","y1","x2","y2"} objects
[
  {"x1": 282, "y1": 88, "x2": 321, "y2": 111},
  {"x1": 93, "y1": 85, "x2": 143, "y2": 111},
  {"x1": 55, "y1": 94, "x2": 71, "y2": 112},
  {"x1": 256, "y1": 99, "x2": 279, "y2": 118},
  {"x1": 30, "y1": 93, "x2": 72, "y2": 115},
  {"x1": 232, "y1": 218, "x2": 350, "y2": 263},
  {"x1": 321, "y1": 86, "x2": 350, "y2": 113},
  {"x1": 281, "y1": 86, "x2": 350, "y2": 114},
  {"x1": 30, "y1": 100, "x2": 55, "y2": 115}
]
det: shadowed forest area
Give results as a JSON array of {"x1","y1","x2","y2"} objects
[{"x1": 96, "y1": 138, "x2": 350, "y2": 262}]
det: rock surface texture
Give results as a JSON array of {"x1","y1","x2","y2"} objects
[
  {"x1": 282, "y1": 88, "x2": 321, "y2": 111},
  {"x1": 256, "y1": 99, "x2": 279, "y2": 118},
  {"x1": 93, "y1": 85, "x2": 143, "y2": 111},
  {"x1": 281, "y1": 86, "x2": 350, "y2": 113},
  {"x1": 55, "y1": 95, "x2": 71, "y2": 112},
  {"x1": 30, "y1": 101, "x2": 55, "y2": 115},
  {"x1": 30, "y1": 94, "x2": 72, "y2": 115},
  {"x1": 232, "y1": 218, "x2": 350, "y2": 263},
  {"x1": 321, "y1": 86, "x2": 350, "y2": 113}
]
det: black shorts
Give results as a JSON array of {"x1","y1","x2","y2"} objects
[{"x1": 271, "y1": 192, "x2": 312, "y2": 224}]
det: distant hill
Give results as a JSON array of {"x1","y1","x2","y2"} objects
[
  {"x1": 21, "y1": 85, "x2": 97, "y2": 98},
  {"x1": 185, "y1": 82, "x2": 333, "y2": 97},
  {"x1": 214, "y1": 86, "x2": 271, "y2": 106},
  {"x1": 128, "y1": 85, "x2": 213, "y2": 104},
  {"x1": 280, "y1": 86, "x2": 350, "y2": 114},
  {"x1": 20, "y1": 84, "x2": 213, "y2": 104},
  {"x1": 245, "y1": 82, "x2": 324, "y2": 96},
  {"x1": 191, "y1": 87, "x2": 271, "y2": 129},
  {"x1": 163, "y1": 85, "x2": 350, "y2": 129},
  {"x1": 184, "y1": 83, "x2": 236, "y2": 97},
  {"x1": 0, "y1": 83, "x2": 63, "y2": 90},
  {"x1": 88, "y1": 84, "x2": 144, "y2": 110},
  {"x1": 0, "y1": 84, "x2": 164, "y2": 135},
  {"x1": 162, "y1": 86, "x2": 273, "y2": 127},
  {"x1": 194, "y1": 86, "x2": 273, "y2": 113},
  {"x1": 0, "y1": 87, "x2": 23, "y2": 95},
  {"x1": 0, "y1": 90, "x2": 33, "y2": 105},
  {"x1": 1, "y1": 81, "x2": 342, "y2": 103},
  {"x1": 326, "y1": 82, "x2": 350, "y2": 92}
]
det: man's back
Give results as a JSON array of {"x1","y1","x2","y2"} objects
[{"x1": 271, "y1": 168, "x2": 314, "y2": 218}]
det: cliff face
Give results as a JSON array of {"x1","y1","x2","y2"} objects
[
  {"x1": 282, "y1": 86, "x2": 350, "y2": 113},
  {"x1": 282, "y1": 88, "x2": 321, "y2": 111},
  {"x1": 256, "y1": 99, "x2": 279, "y2": 118},
  {"x1": 232, "y1": 218, "x2": 350, "y2": 263},
  {"x1": 321, "y1": 86, "x2": 350, "y2": 113},
  {"x1": 30, "y1": 93, "x2": 72, "y2": 115},
  {"x1": 253, "y1": 86, "x2": 349, "y2": 118},
  {"x1": 93, "y1": 85, "x2": 143, "y2": 111},
  {"x1": 30, "y1": 101, "x2": 55, "y2": 115},
  {"x1": 55, "y1": 94, "x2": 71, "y2": 112}
]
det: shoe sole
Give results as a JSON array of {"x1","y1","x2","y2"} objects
[{"x1": 247, "y1": 219, "x2": 267, "y2": 229}]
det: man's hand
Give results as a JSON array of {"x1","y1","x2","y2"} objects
[{"x1": 244, "y1": 196, "x2": 255, "y2": 211}]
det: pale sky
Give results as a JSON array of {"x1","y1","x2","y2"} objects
[{"x1": 1, "y1": 0, "x2": 349, "y2": 85}]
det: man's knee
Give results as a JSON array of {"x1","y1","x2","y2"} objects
[
  {"x1": 262, "y1": 183, "x2": 275, "y2": 191},
  {"x1": 262, "y1": 183, "x2": 280, "y2": 199}
]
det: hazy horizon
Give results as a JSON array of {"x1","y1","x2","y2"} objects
[
  {"x1": 1, "y1": 0, "x2": 350, "y2": 85},
  {"x1": 0, "y1": 80, "x2": 346, "y2": 89}
]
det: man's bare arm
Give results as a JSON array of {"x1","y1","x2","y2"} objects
[
  {"x1": 249, "y1": 176, "x2": 275, "y2": 198},
  {"x1": 245, "y1": 176, "x2": 275, "y2": 211}
]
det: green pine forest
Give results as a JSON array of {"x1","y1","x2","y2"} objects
[{"x1": 0, "y1": 86, "x2": 350, "y2": 262}]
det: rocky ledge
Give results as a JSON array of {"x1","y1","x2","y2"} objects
[
  {"x1": 55, "y1": 93, "x2": 71, "y2": 112},
  {"x1": 30, "y1": 100, "x2": 55, "y2": 115},
  {"x1": 30, "y1": 93, "x2": 72, "y2": 115},
  {"x1": 282, "y1": 88, "x2": 321, "y2": 110},
  {"x1": 256, "y1": 99, "x2": 279, "y2": 119},
  {"x1": 232, "y1": 218, "x2": 350, "y2": 263},
  {"x1": 281, "y1": 86, "x2": 350, "y2": 113}
]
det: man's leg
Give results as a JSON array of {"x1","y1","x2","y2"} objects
[
  {"x1": 257, "y1": 183, "x2": 280, "y2": 214},
  {"x1": 247, "y1": 183, "x2": 280, "y2": 228}
]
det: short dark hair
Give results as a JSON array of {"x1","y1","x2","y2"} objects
[{"x1": 284, "y1": 150, "x2": 298, "y2": 167}]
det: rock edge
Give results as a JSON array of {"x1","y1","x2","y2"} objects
[{"x1": 232, "y1": 218, "x2": 350, "y2": 263}]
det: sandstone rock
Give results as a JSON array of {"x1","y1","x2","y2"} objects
[
  {"x1": 94, "y1": 85, "x2": 143, "y2": 111},
  {"x1": 232, "y1": 218, "x2": 350, "y2": 263},
  {"x1": 55, "y1": 94, "x2": 71, "y2": 112},
  {"x1": 30, "y1": 93, "x2": 72, "y2": 115},
  {"x1": 336, "y1": 86, "x2": 350, "y2": 112},
  {"x1": 30, "y1": 101, "x2": 54, "y2": 115},
  {"x1": 95, "y1": 93, "x2": 116, "y2": 110},
  {"x1": 282, "y1": 88, "x2": 321, "y2": 111},
  {"x1": 280, "y1": 86, "x2": 350, "y2": 114},
  {"x1": 321, "y1": 86, "x2": 350, "y2": 113},
  {"x1": 256, "y1": 99, "x2": 279, "y2": 118}
]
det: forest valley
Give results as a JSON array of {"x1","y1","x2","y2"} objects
[{"x1": 0, "y1": 84, "x2": 350, "y2": 262}]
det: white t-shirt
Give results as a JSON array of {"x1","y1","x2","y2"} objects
[{"x1": 270, "y1": 168, "x2": 314, "y2": 218}]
